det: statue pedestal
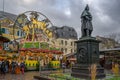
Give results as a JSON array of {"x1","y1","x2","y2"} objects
[{"x1": 71, "y1": 37, "x2": 105, "y2": 79}]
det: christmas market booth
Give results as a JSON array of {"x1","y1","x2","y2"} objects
[{"x1": 19, "y1": 46, "x2": 63, "y2": 71}]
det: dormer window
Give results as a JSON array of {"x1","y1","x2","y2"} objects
[{"x1": 69, "y1": 28, "x2": 71, "y2": 31}]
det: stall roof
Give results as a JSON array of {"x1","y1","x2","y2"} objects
[
  {"x1": 100, "y1": 48, "x2": 120, "y2": 52},
  {"x1": 20, "y1": 48, "x2": 63, "y2": 54}
]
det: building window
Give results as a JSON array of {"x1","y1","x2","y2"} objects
[
  {"x1": 7, "y1": 29, "x2": 9, "y2": 34},
  {"x1": 71, "y1": 49, "x2": 73, "y2": 53},
  {"x1": 74, "y1": 49, "x2": 76, "y2": 52},
  {"x1": 21, "y1": 31, "x2": 23, "y2": 36},
  {"x1": 21, "y1": 31, "x2": 25, "y2": 37},
  {"x1": 71, "y1": 42, "x2": 73, "y2": 46},
  {"x1": 2, "y1": 28, "x2": 9, "y2": 34},
  {"x1": 65, "y1": 41, "x2": 67, "y2": 45},
  {"x1": 17, "y1": 30, "x2": 23, "y2": 36},
  {"x1": 6, "y1": 29, "x2": 9, "y2": 34},
  {"x1": 74, "y1": 43, "x2": 76, "y2": 47},
  {"x1": 17, "y1": 31, "x2": 19, "y2": 36},
  {"x1": 61, "y1": 48, "x2": 64, "y2": 52},
  {"x1": 65, "y1": 48, "x2": 67, "y2": 53},
  {"x1": 69, "y1": 28, "x2": 71, "y2": 31},
  {"x1": 61, "y1": 40, "x2": 63, "y2": 45},
  {"x1": 2, "y1": 28, "x2": 5, "y2": 33}
]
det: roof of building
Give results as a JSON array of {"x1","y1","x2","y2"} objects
[
  {"x1": 65, "y1": 53, "x2": 76, "y2": 58},
  {"x1": 50, "y1": 26, "x2": 78, "y2": 39},
  {"x1": 96, "y1": 36, "x2": 119, "y2": 43},
  {"x1": 96, "y1": 36, "x2": 120, "y2": 48},
  {"x1": 0, "y1": 11, "x2": 17, "y2": 21},
  {"x1": 100, "y1": 48, "x2": 120, "y2": 52},
  {"x1": 65, "y1": 48, "x2": 120, "y2": 58}
]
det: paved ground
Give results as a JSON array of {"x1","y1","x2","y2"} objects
[
  {"x1": 0, "y1": 69, "x2": 113, "y2": 80},
  {"x1": 0, "y1": 69, "x2": 70, "y2": 80},
  {"x1": 0, "y1": 71, "x2": 40, "y2": 80}
]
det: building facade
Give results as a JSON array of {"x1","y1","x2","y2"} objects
[
  {"x1": 50, "y1": 26, "x2": 78, "y2": 55},
  {"x1": 96, "y1": 36, "x2": 120, "y2": 50},
  {"x1": 0, "y1": 11, "x2": 21, "y2": 51}
]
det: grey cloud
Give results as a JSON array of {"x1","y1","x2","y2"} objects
[
  {"x1": 93, "y1": 0, "x2": 120, "y2": 36},
  {"x1": 0, "y1": 0, "x2": 120, "y2": 38}
]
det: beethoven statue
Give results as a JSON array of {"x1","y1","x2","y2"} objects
[{"x1": 81, "y1": 5, "x2": 93, "y2": 37}]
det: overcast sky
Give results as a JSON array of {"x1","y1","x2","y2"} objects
[{"x1": 0, "y1": 0, "x2": 120, "y2": 38}]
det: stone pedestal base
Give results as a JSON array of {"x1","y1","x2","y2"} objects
[{"x1": 71, "y1": 64, "x2": 105, "y2": 79}]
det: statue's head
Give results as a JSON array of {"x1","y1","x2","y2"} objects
[{"x1": 85, "y1": 4, "x2": 89, "y2": 11}]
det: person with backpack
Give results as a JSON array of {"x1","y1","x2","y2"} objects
[
  {"x1": 20, "y1": 61, "x2": 25, "y2": 74},
  {"x1": 1, "y1": 60, "x2": 6, "y2": 75},
  {"x1": 0, "y1": 60, "x2": 2, "y2": 74},
  {"x1": 11, "y1": 61, "x2": 16, "y2": 74}
]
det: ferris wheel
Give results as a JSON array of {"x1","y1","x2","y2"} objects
[{"x1": 13, "y1": 11, "x2": 54, "y2": 42}]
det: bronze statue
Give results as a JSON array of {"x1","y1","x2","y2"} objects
[{"x1": 81, "y1": 4, "x2": 93, "y2": 37}]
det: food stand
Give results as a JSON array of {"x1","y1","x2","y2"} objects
[{"x1": 19, "y1": 47, "x2": 63, "y2": 70}]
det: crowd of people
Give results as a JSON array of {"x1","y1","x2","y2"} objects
[{"x1": 0, "y1": 59, "x2": 25, "y2": 75}]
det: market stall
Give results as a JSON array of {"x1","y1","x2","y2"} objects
[{"x1": 19, "y1": 48, "x2": 63, "y2": 70}]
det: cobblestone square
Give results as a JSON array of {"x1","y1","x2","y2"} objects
[{"x1": 0, "y1": 71, "x2": 39, "y2": 80}]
